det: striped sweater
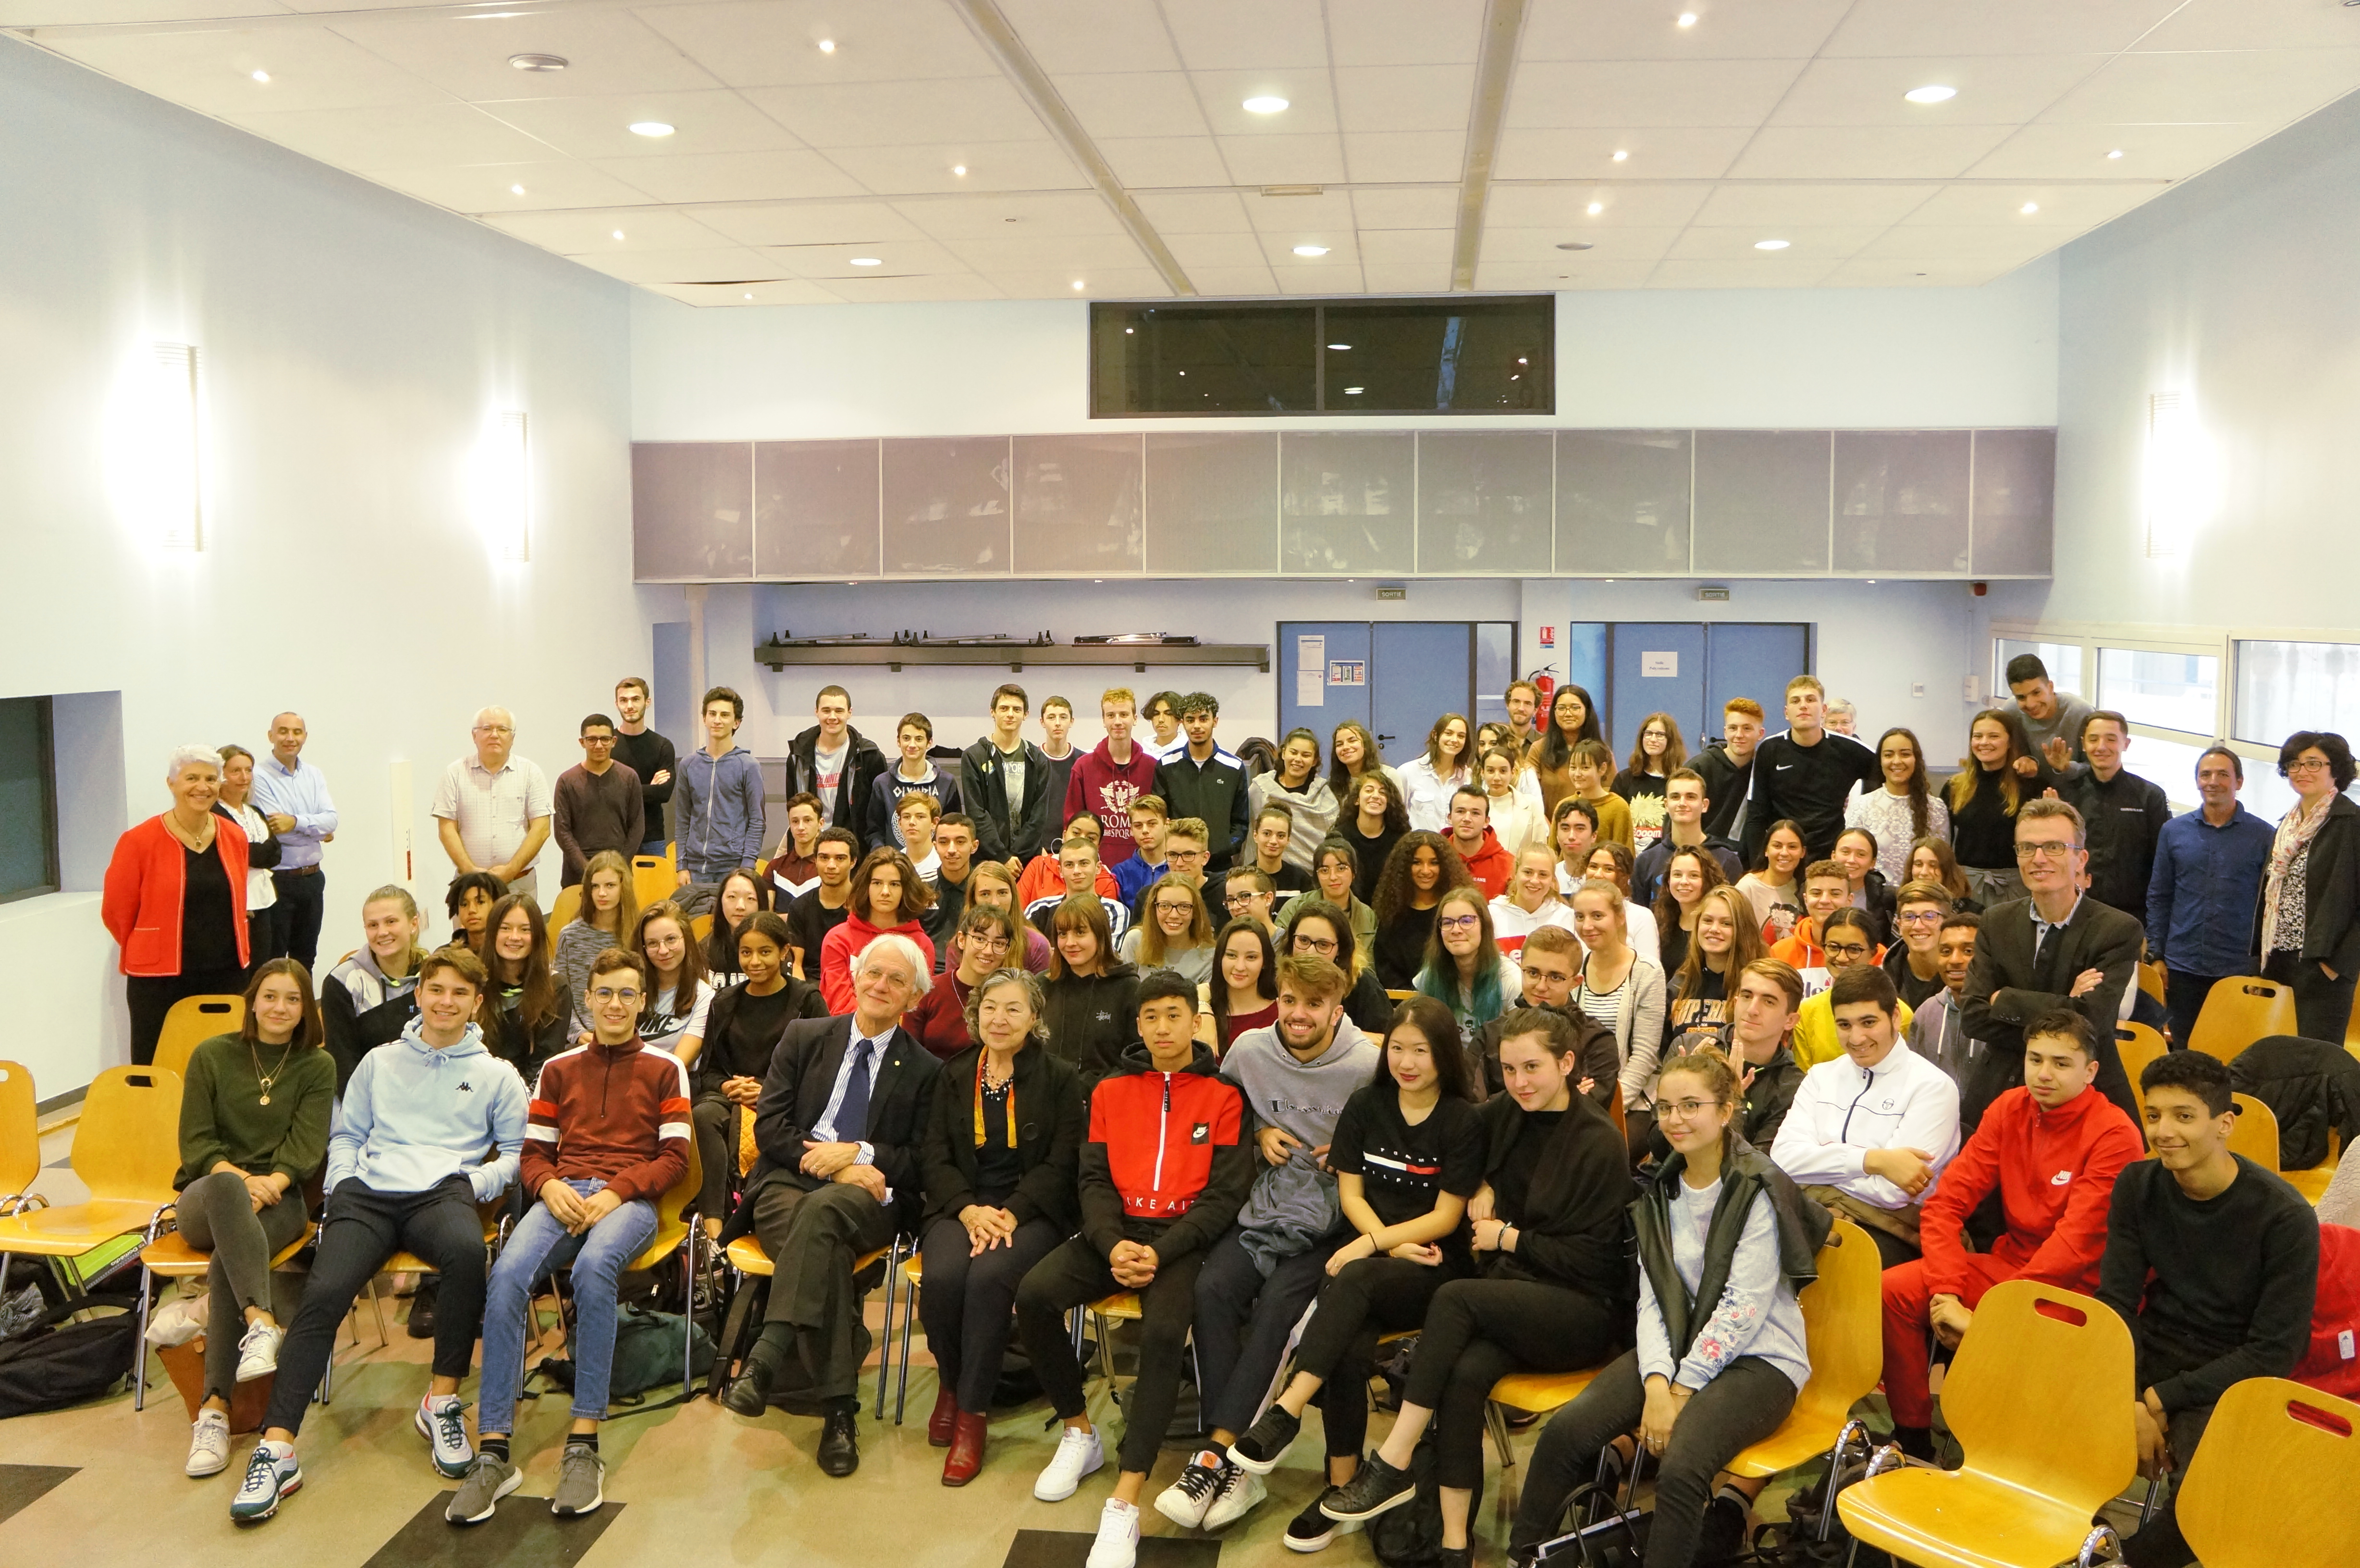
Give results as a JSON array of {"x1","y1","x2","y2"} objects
[{"x1": 519, "y1": 1036, "x2": 691, "y2": 1204}]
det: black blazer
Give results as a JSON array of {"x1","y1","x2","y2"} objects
[
  {"x1": 920, "y1": 1045, "x2": 1085, "y2": 1235},
  {"x1": 2252, "y1": 793, "x2": 2360, "y2": 979},
  {"x1": 736, "y1": 1014, "x2": 941, "y2": 1233},
  {"x1": 1956, "y1": 894, "x2": 2141, "y2": 1128}
]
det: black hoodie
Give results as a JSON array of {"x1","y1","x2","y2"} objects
[
  {"x1": 789, "y1": 722, "x2": 889, "y2": 846},
  {"x1": 1042, "y1": 960, "x2": 1143, "y2": 1087}
]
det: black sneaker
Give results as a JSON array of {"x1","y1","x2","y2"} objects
[
  {"x1": 1437, "y1": 1549, "x2": 1471, "y2": 1568},
  {"x1": 1227, "y1": 1406, "x2": 1302, "y2": 1475},
  {"x1": 1284, "y1": 1489, "x2": 1359, "y2": 1553},
  {"x1": 1693, "y1": 1493, "x2": 1749, "y2": 1567},
  {"x1": 1320, "y1": 1454, "x2": 1415, "y2": 1522},
  {"x1": 406, "y1": 1279, "x2": 438, "y2": 1339}
]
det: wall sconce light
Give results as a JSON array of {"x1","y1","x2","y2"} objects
[
  {"x1": 479, "y1": 410, "x2": 529, "y2": 561},
  {"x1": 2145, "y1": 391, "x2": 2207, "y2": 558},
  {"x1": 140, "y1": 343, "x2": 202, "y2": 551}
]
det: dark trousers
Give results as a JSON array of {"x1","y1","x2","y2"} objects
[
  {"x1": 125, "y1": 968, "x2": 247, "y2": 1068},
  {"x1": 176, "y1": 1170, "x2": 310, "y2": 1401},
  {"x1": 1295, "y1": 1253, "x2": 1471, "y2": 1460},
  {"x1": 270, "y1": 869, "x2": 326, "y2": 975},
  {"x1": 1015, "y1": 1235, "x2": 1207, "y2": 1476},
  {"x1": 691, "y1": 1098, "x2": 740, "y2": 1221},
  {"x1": 247, "y1": 910, "x2": 284, "y2": 969},
  {"x1": 2122, "y1": 1333, "x2": 2223, "y2": 1568},
  {"x1": 918, "y1": 1213, "x2": 1062, "y2": 1414},
  {"x1": 263, "y1": 1176, "x2": 487, "y2": 1436},
  {"x1": 747, "y1": 1174, "x2": 897, "y2": 1404},
  {"x1": 1192, "y1": 1228, "x2": 1335, "y2": 1437},
  {"x1": 1402, "y1": 1277, "x2": 1625, "y2": 1491},
  {"x1": 2162, "y1": 968, "x2": 2229, "y2": 1050},
  {"x1": 2264, "y1": 949, "x2": 2359, "y2": 1044},
  {"x1": 1509, "y1": 1350, "x2": 1797, "y2": 1567}
]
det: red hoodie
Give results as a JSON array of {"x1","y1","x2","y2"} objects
[
  {"x1": 1064, "y1": 738, "x2": 1161, "y2": 866},
  {"x1": 1921, "y1": 1083, "x2": 2144, "y2": 1298},
  {"x1": 818, "y1": 912, "x2": 938, "y2": 1014},
  {"x1": 1451, "y1": 826, "x2": 1513, "y2": 899}
]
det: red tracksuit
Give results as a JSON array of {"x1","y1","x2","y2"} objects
[{"x1": 1881, "y1": 1083, "x2": 2144, "y2": 1425}]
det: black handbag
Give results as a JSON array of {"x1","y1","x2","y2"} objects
[{"x1": 0, "y1": 1292, "x2": 140, "y2": 1420}]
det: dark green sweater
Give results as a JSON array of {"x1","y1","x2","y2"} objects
[{"x1": 174, "y1": 1032, "x2": 336, "y2": 1190}]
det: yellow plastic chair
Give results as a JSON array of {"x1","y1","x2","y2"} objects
[
  {"x1": 2175, "y1": 1377, "x2": 2360, "y2": 1568},
  {"x1": 545, "y1": 883, "x2": 583, "y2": 952},
  {"x1": 2228, "y1": 1092, "x2": 2282, "y2": 1169},
  {"x1": 2137, "y1": 960, "x2": 2166, "y2": 1005},
  {"x1": 1838, "y1": 1281, "x2": 2135, "y2": 1568},
  {"x1": 691, "y1": 912, "x2": 714, "y2": 943},
  {"x1": 1727, "y1": 1217, "x2": 1883, "y2": 1485},
  {"x1": 2189, "y1": 977, "x2": 2298, "y2": 1062},
  {"x1": 721, "y1": 1231, "x2": 904, "y2": 1418},
  {"x1": 0, "y1": 1060, "x2": 36, "y2": 1215},
  {"x1": 155, "y1": 995, "x2": 245, "y2": 1080},
  {"x1": 1486, "y1": 1365, "x2": 1609, "y2": 1470},
  {"x1": 2117, "y1": 1023, "x2": 2169, "y2": 1121},
  {"x1": 632, "y1": 855, "x2": 675, "y2": 912},
  {"x1": 135, "y1": 1219, "x2": 319, "y2": 1409},
  {"x1": 360, "y1": 1197, "x2": 508, "y2": 1346}
]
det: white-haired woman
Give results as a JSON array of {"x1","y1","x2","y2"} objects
[{"x1": 105, "y1": 745, "x2": 255, "y2": 1066}]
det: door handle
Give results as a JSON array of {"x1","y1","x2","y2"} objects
[{"x1": 1376, "y1": 734, "x2": 1395, "y2": 745}]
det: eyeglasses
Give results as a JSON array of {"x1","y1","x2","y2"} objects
[
  {"x1": 2015, "y1": 841, "x2": 2075, "y2": 862},
  {"x1": 1167, "y1": 848, "x2": 1207, "y2": 863},
  {"x1": 589, "y1": 987, "x2": 642, "y2": 1004},
  {"x1": 1896, "y1": 910, "x2": 1944, "y2": 926},
  {"x1": 1294, "y1": 936, "x2": 1338, "y2": 955},
  {"x1": 1656, "y1": 1098, "x2": 1721, "y2": 1123},
  {"x1": 966, "y1": 933, "x2": 1010, "y2": 951},
  {"x1": 1227, "y1": 892, "x2": 1263, "y2": 907},
  {"x1": 1438, "y1": 914, "x2": 1481, "y2": 932},
  {"x1": 2286, "y1": 758, "x2": 2332, "y2": 774},
  {"x1": 1154, "y1": 902, "x2": 1195, "y2": 917},
  {"x1": 1823, "y1": 942, "x2": 1872, "y2": 959}
]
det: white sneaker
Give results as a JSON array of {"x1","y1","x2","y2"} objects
[
  {"x1": 1154, "y1": 1450, "x2": 1228, "y2": 1529},
  {"x1": 1034, "y1": 1424, "x2": 1106, "y2": 1502},
  {"x1": 416, "y1": 1394, "x2": 475, "y2": 1479},
  {"x1": 1202, "y1": 1463, "x2": 1266, "y2": 1531},
  {"x1": 1086, "y1": 1497, "x2": 1141, "y2": 1568},
  {"x1": 234, "y1": 1320, "x2": 284, "y2": 1383},
  {"x1": 185, "y1": 1409, "x2": 231, "y2": 1478}
]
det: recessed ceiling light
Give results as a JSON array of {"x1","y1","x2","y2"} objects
[
  {"x1": 611, "y1": 230, "x2": 625, "y2": 239},
  {"x1": 1904, "y1": 85, "x2": 1956, "y2": 104},
  {"x1": 1343, "y1": 386, "x2": 1364, "y2": 394},
  {"x1": 1556, "y1": 241, "x2": 1594, "y2": 251},
  {"x1": 1677, "y1": 12, "x2": 1697, "y2": 26},
  {"x1": 849, "y1": 257, "x2": 882, "y2": 267},
  {"x1": 510, "y1": 183, "x2": 526, "y2": 195},
  {"x1": 2020, "y1": 201, "x2": 2040, "y2": 215},
  {"x1": 1327, "y1": 343, "x2": 1351, "y2": 350},
  {"x1": 1755, "y1": 238, "x2": 1790, "y2": 250},
  {"x1": 1293, "y1": 244, "x2": 1329, "y2": 257},
  {"x1": 509, "y1": 53, "x2": 567, "y2": 72},
  {"x1": 1611, "y1": 149, "x2": 1629, "y2": 162},
  {"x1": 1072, "y1": 280, "x2": 1085, "y2": 290},
  {"x1": 952, "y1": 164, "x2": 968, "y2": 176},
  {"x1": 629, "y1": 122, "x2": 675, "y2": 137},
  {"x1": 817, "y1": 38, "x2": 836, "y2": 53},
  {"x1": 250, "y1": 69, "x2": 269, "y2": 83},
  {"x1": 1243, "y1": 95, "x2": 1290, "y2": 114},
  {"x1": 1587, "y1": 201, "x2": 1603, "y2": 215},
  {"x1": 2106, "y1": 148, "x2": 2125, "y2": 159}
]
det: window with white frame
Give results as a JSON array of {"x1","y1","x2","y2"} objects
[{"x1": 2233, "y1": 639, "x2": 2360, "y2": 747}]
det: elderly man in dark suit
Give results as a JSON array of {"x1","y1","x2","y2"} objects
[
  {"x1": 719, "y1": 930, "x2": 940, "y2": 1476},
  {"x1": 1956, "y1": 798, "x2": 2142, "y2": 1133}
]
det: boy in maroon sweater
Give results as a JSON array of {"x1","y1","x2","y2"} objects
[
  {"x1": 448, "y1": 947, "x2": 690, "y2": 1525},
  {"x1": 1064, "y1": 688, "x2": 1162, "y2": 868}
]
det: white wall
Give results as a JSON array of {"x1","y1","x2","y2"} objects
[{"x1": 0, "y1": 38, "x2": 637, "y2": 1097}]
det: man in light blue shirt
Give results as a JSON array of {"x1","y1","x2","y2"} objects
[{"x1": 250, "y1": 711, "x2": 337, "y2": 973}]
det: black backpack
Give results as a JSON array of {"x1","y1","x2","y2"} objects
[
  {"x1": 535, "y1": 1305, "x2": 715, "y2": 1407},
  {"x1": 0, "y1": 1292, "x2": 140, "y2": 1420},
  {"x1": 1369, "y1": 1428, "x2": 1485, "y2": 1568}
]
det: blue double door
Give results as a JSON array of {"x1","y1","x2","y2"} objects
[
  {"x1": 1598, "y1": 622, "x2": 1810, "y2": 751},
  {"x1": 1278, "y1": 622, "x2": 1516, "y2": 765}
]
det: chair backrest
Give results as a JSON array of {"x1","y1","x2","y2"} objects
[
  {"x1": 546, "y1": 883, "x2": 583, "y2": 950},
  {"x1": 73, "y1": 1067, "x2": 186, "y2": 1204},
  {"x1": 2117, "y1": 1022, "x2": 2169, "y2": 1120},
  {"x1": 2229, "y1": 1091, "x2": 2283, "y2": 1169},
  {"x1": 631, "y1": 857, "x2": 673, "y2": 912},
  {"x1": 661, "y1": 1132, "x2": 702, "y2": 1233},
  {"x1": 2138, "y1": 959, "x2": 2166, "y2": 1005},
  {"x1": 2175, "y1": 1377, "x2": 2360, "y2": 1568},
  {"x1": 1942, "y1": 1281, "x2": 2135, "y2": 1512},
  {"x1": 1789, "y1": 1216, "x2": 1884, "y2": 1426},
  {"x1": 690, "y1": 912, "x2": 714, "y2": 943},
  {"x1": 0, "y1": 1060, "x2": 37, "y2": 1199},
  {"x1": 2191, "y1": 976, "x2": 2298, "y2": 1062},
  {"x1": 155, "y1": 994, "x2": 244, "y2": 1080}
]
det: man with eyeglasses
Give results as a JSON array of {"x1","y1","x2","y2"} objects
[
  {"x1": 1957, "y1": 798, "x2": 2142, "y2": 1129},
  {"x1": 1881, "y1": 881, "x2": 1954, "y2": 1009},
  {"x1": 1160, "y1": 819, "x2": 1212, "y2": 893},
  {"x1": 1473, "y1": 925, "x2": 1617, "y2": 1104},
  {"x1": 433, "y1": 705, "x2": 553, "y2": 906},
  {"x1": 1789, "y1": 909, "x2": 1910, "y2": 1070},
  {"x1": 553, "y1": 713, "x2": 645, "y2": 890},
  {"x1": 1220, "y1": 867, "x2": 1278, "y2": 934}
]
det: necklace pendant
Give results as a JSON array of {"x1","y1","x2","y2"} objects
[{"x1": 258, "y1": 1092, "x2": 270, "y2": 1105}]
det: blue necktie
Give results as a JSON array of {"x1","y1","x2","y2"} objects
[{"x1": 836, "y1": 1039, "x2": 875, "y2": 1143}]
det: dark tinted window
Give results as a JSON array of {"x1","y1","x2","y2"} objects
[
  {"x1": 1322, "y1": 300, "x2": 1551, "y2": 414},
  {"x1": 0, "y1": 697, "x2": 58, "y2": 904},
  {"x1": 1092, "y1": 304, "x2": 1315, "y2": 415}
]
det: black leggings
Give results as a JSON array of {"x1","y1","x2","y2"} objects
[
  {"x1": 1015, "y1": 1236, "x2": 1206, "y2": 1476},
  {"x1": 1293, "y1": 1254, "x2": 1471, "y2": 1460},
  {"x1": 1402, "y1": 1277, "x2": 1624, "y2": 1491},
  {"x1": 918, "y1": 1213, "x2": 1062, "y2": 1415}
]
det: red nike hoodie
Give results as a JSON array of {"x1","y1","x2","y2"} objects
[
  {"x1": 1921, "y1": 1082, "x2": 2145, "y2": 1298},
  {"x1": 1078, "y1": 1041, "x2": 1252, "y2": 1264}
]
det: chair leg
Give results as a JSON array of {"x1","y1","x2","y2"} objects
[
  {"x1": 1486, "y1": 1400, "x2": 1514, "y2": 1471},
  {"x1": 894, "y1": 1274, "x2": 916, "y2": 1424},
  {"x1": 680, "y1": 1250, "x2": 695, "y2": 1400},
  {"x1": 132, "y1": 1264, "x2": 155, "y2": 1411},
  {"x1": 367, "y1": 1275, "x2": 389, "y2": 1346},
  {"x1": 873, "y1": 1236, "x2": 899, "y2": 1421}
]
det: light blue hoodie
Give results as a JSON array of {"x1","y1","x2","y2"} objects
[
  {"x1": 675, "y1": 743, "x2": 766, "y2": 882},
  {"x1": 325, "y1": 1018, "x2": 528, "y2": 1200}
]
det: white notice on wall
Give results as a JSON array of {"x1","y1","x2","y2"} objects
[
  {"x1": 1641, "y1": 651, "x2": 1678, "y2": 677},
  {"x1": 1297, "y1": 634, "x2": 1326, "y2": 706}
]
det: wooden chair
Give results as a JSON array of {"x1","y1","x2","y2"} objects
[
  {"x1": 2229, "y1": 1092, "x2": 2282, "y2": 1169},
  {"x1": 359, "y1": 1197, "x2": 508, "y2": 1346},
  {"x1": 1726, "y1": 1218, "x2": 1883, "y2": 1492},
  {"x1": 2117, "y1": 1022, "x2": 2169, "y2": 1122},
  {"x1": 545, "y1": 883, "x2": 583, "y2": 952},
  {"x1": 632, "y1": 855, "x2": 676, "y2": 912},
  {"x1": 2137, "y1": 959, "x2": 2166, "y2": 1005},
  {"x1": 155, "y1": 995, "x2": 245, "y2": 1080},
  {"x1": 2175, "y1": 1377, "x2": 2360, "y2": 1568},
  {"x1": 719, "y1": 1232, "x2": 905, "y2": 1419},
  {"x1": 1838, "y1": 1281, "x2": 2135, "y2": 1568},
  {"x1": 2189, "y1": 977, "x2": 2298, "y2": 1062},
  {"x1": 135, "y1": 1220, "x2": 320, "y2": 1409},
  {"x1": 691, "y1": 912, "x2": 714, "y2": 943},
  {"x1": 1486, "y1": 1366, "x2": 1607, "y2": 1470},
  {"x1": 0, "y1": 1060, "x2": 36, "y2": 1216}
]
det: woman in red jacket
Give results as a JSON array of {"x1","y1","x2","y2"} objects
[{"x1": 104, "y1": 745, "x2": 252, "y2": 1066}]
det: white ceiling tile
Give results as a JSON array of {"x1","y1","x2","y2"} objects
[
  {"x1": 742, "y1": 76, "x2": 1049, "y2": 148},
  {"x1": 1893, "y1": 182, "x2": 2153, "y2": 229},
  {"x1": 1159, "y1": 0, "x2": 1329, "y2": 70},
  {"x1": 569, "y1": 245, "x2": 785, "y2": 284},
  {"x1": 1244, "y1": 189, "x2": 1358, "y2": 233},
  {"x1": 2136, "y1": 0, "x2": 2360, "y2": 50},
  {"x1": 1186, "y1": 265, "x2": 1282, "y2": 295},
  {"x1": 1508, "y1": 60, "x2": 1809, "y2": 128},
  {"x1": 820, "y1": 140, "x2": 1088, "y2": 194},
  {"x1": 1668, "y1": 225, "x2": 1886, "y2": 260},
  {"x1": 888, "y1": 192, "x2": 1124, "y2": 239},
  {"x1": 1326, "y1": 0, "x2": 1487, "y2": 66},
  {"x1": 1361, "y1": 261, "x2": 1451, "y2": 293},
  {"x1": 0, "y1": 2, "x2": 296, "y2": 19},
  {"x1": 693, "y1": 199, "x2": 928, "y2": 246},
  {"x1": 1817, "y1": 258, "x2": 2009, "y2": 287},
  {"x1": 366, "y1": 159, "x2": 663, "y2": 213},
  {"x1": 324, "y1": 9, "x2": 723, "y2": 100},
  {"x1": 822, "y1": 271, "x2": 1005, "y2": 301},
  {"x1": 1521, "y1": 0, "x2": 1853, "y2": 61},
  {"x1": 1052, "y1": 72, "x2": 1209, "y2": 140},
  {"x1": 1767, "y1": 55, "x2": 2108, "y2": 126},
  {"x1": 1821, "y1": 0, "x2": 2183, "y2": 57},
  {"x1": 987, "y1": 267, "x2": 1172, "y2": 298},
  {"x1": 641, "y1": 279, "x2": 848, "y2": 306},
  {"x1": 589, "y1": 148, "x2": 868, "y2": 203},
  {"x1": 1475, "y1": 258, "x2": 1653, "y2": 291},
  {"x1": 1647, "y1": 257, "x2": 1841, "y2": 288},
  {"x1": 480, "y1": 90, "x2": 802, "y2": 159},
  {"x1": 1095, "y1": 136, "x2": 1235, "y2": 187},
  {"x1": 1690, "y1": 182, "x2": 1942, "y2": 227},
  {"x1": 1487, "y1": 183, "x2": 1714, "y2": 228},
  {"x1": 2035, "y1": 49, "x2": 2360, "y2": 125},
  {"x1": 1853, "y1": 224, "x2": 2077, "y2": 263},
  {"x1": 634, "y1": 0, "x2": 1001, "y2": 88},
  {"x1": 1273, "y1": 263, "x2": 1368, "y2": 294},
  {"x1": 1495, "y1": 126, "x2": 1753, "y2": 180},
  {"x1": 1134, "y1": 190, "x2": 1254, "y2": 233},
  {"x1": 48, "y1": 26, "x2": 454, "y2": 116},
  {"x1": 1727, "y1": 124, "x2": 2017, "y2": 179},
  {"x1": 1215, "y1": 134, "x2": 1347, "y2": 186},
  {"x1": 1964, "y1": 121, "x2": 2262, "y2": 181},
  {"x1": 996, "y1": 0, "x2": 1184, "y2": 73},
  {"x1": 221, "y1": 102, "x2": 559, "y2": 168},
  {"x1": 1333, "y1": 64, "x2": 1475, "y2": 133},
  {"x1": 1351, "y1": 186, "x2": 1463, "y2": 229},
  {"x1": 1191, "y1": 70, "x2": 1339, "y2": 136},
  {"x1": 480, "y1": 206, "x2": 731, "y2": 252},
  {"x1": 942, "y1": 232, "x2": 1151, "y2": 270},
  {"x1": 1341, "y1": 131, "x2": 1466, "y2": 184},
  {"x1": 1356, "y1": 228, "x2": 1455, "y2": 265},
  {"x1": 1165, "y1": 232, "x2": 1273, "y2": 268},
  {"x1": 1481, "y1": 226, "x2": 1687, "y2": 262}
]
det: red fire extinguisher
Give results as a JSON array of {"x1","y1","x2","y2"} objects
[{"x1": 1530, "y1": 666, "x2": 1557, "y2": 706}]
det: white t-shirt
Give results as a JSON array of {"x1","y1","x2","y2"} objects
[
  {"x1": 1488, "y1": 895, "x2": 1576, "y2": 959},
  {"x1": 813, "y1": 741, "x2": 849, "y2": 816},
  {"x1": 642, "y1": 978, "x2": 714, "y2": 1054}
]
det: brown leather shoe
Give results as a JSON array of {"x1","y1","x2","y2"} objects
[
  {"x1": 942, "y1": 1410, "x2": 988, "y2": 1487},
  {"x1": 928, "y1": 1382, "x2": 959, "y2": 1447}
]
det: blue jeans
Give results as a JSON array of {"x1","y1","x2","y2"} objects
[{"x1": 478, "y1": 1179, "x2": 657, "y2": 1433}]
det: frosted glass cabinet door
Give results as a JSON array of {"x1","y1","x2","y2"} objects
[
  {"x1": 883, "y1": 437, "x2": 1012, "y2": 575},
  {"x1": 633, "y1": 441, "x2": 752, "y2": 580},
  {"x1": 755, "y1": 440, "x2": 880, "y2": 578},
  {"x1": 1144, "y1": 433, "x2": 1279, "y2": 574},
  {"x1": 1013, "y1": 434, "x2": 1143, "y2": 576},
  {"x1": 1416, "y1": 430, "x2": 1553, "y2": 574},
  {"x1": 1280, "y1": 431, "x2": 1415, "y2": 575},
  {"x1": 1556, "y1": 430, "x2": 1692, "y2": 575},
  {"x1": 1970, "y1": 429, "x2": 2056, "y2": 576},
  {"x1": 1831, "y1": 430, "x2": 1970, "y2": 573},
  {"x1": 1693, "y1": 430, "x2": 1831, "y2": 574}
]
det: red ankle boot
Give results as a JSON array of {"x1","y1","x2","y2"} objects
[
  {"x1": 928, "y1": 1382, "x2": 959, "y2": 1447},
  {"x1": 942, "y1": 1410, "x2": 988, "y2": 1486}
]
